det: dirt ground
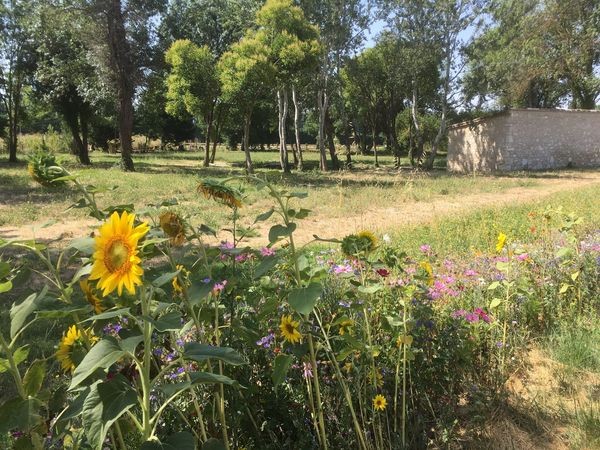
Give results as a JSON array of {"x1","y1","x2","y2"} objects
[{"x1": 1, "y1": 170, "x2": 599, "y2": 246}]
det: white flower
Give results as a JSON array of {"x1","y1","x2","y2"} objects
[{"x1": 383, "y1": 234, "x2": 391, "y2": 244}]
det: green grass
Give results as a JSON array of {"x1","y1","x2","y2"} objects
[
  {"x1": 547, "y1": 320, "x2": 600, "y2": 373},
  {"x1": 0, "y1": 149, "x2": 544, "y2": 230}
]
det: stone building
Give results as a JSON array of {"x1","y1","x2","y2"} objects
[{"x1": 447, "y1": 108, "x2": 600, "y2": 172}]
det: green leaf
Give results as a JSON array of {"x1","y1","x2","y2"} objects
[
  {"x1": 495, "y1": 262, "x2": 510, "y2": 272},
  {"x1": 160, "y1": 371, "x2": 238, "y2": 397},
  {"x1": 0, "y1": 397, "x2": 43, "y2": 433},
  {"x1": 287, "y1": 191, "x2": 308, "y2": 199},
  {"x1": 23, "y1": 360, "x2": 46, "y2": 397},
  {"x1": 10, "y1": 286, "x2": 48, "y2": 339},
  {"x1": 294, "y1": 208, "x2": 311, "y2": 219},
  {"x1": 187, "y1": 282, "x2": 213, "y2": 307},
  {"x1": 83, "y1": 375, "x2": 137, "y2": 450},
  {"x1": 384, "y1": 315, "x2": 403, "y2": 328},
  {"x1": 54, "y1": 386, "x2": 91, "y2": 425},
  {"x1": 81, "y1": 308, "x2": 132, "y2": 322},
  {"x1": 69, "y1": 237, "x2": 95, "y2": 256},
  {"x1": 0, "y1": 280, "x2": 12, "y2": 293},
  {"x1": 254, "y1": 208, "x2": 274, "y2": 223},
  {"x1": 70, "y1": 337, "x2": 125, "y2": 390},
  {"x1": 487, "y1": 281, "x2": 501, "y2": 291},
  {"x1": 141, "y1": 432, "x2": 196, "y2": 450},
  {"x1": 120, "y1": 335, "x2": 144, "y2": 355},
  {"x1": 183, "y1": 343, "x2": 247, "y2": 366},
  {"x1": 272, "y1": 354, "x2": 294, "y2": 387},
  {"x1": 70, "y1": 265, "x2": 92, "y2": 285},
  {"x1": 253, "y1": 255, "x2": 279, "y2": 279},
  {"x1": 37, "y1": 302, "x2": 90, "y2": 319},
  {"x1": 0, "y1": 261, "x2": 11, "y2": 278},
  {"x1": 489, "y1": 298, "x2": 502, "y2": 309},
  {"x1": 559, "y1": 283, "x2": 570, "y2": 294},
  {"x1": 151, "y1": 311, "x2": 183, "y2": 332},
  {"x1": 357, "y1": 284, "x2": 382, "y2": 294},
  {"x1": 288, "y1": 282, "x2": 322, "y2": 315},
  {"x1": 153, "y1": 271, "x2": 180, "y2": 288},
  {"x1": 555, "y1": 247, "x2": 573, "y2": 259},
  {"x1": 268, "y1": 223, "x2": 296, "y2": 244},
  {"x1": 202, "y1": 438, "x2": 226, "y2": 450}
]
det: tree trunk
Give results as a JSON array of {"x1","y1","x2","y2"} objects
[
  {"x1": 411, "y1": 86, "x2": 424, "y2": 166},
  {"x1": 291, "y1": 85, "x2": 304, "y2": 171},
  {"x1": 80, "y1": 112, "x2": 91, "y2": 165},
  {"x1": 204, "y1": 113, "x2": 212, "y2": 167},
  {"x1": 210, "y1": 102, "x2": 221, "y2": 163},
  {"x1": 325, "y1": 109, "x2": 339, "y2": 170},
  {"x1": 317, "y1": 88, "x2": 329, "y2": 171},
  {"x1": 107, "y1": 0, "x2": 135, "y2": 171},
  {"x1": 6, "y1": 75, "x2": 21, "y2": 163},
  {"x1": 372, "y1": 125, "x2": 379, "y2": 167},
  {"x1": 243, "y1": 113, "x2": 254, "y2": 174},
  {"x1": 277, "y1": 89, "x2": 290, "y2": 173}
]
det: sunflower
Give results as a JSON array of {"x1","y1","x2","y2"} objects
[
  {"x1": 339, "y1": 319, "x2": 354, "y2": 336},
  {"x1": 198, "y1": 179, "x2": 242, "y2": 209},
  {"x1": 373, "y1": 394, "x2": 387, "y2": 411},
  {"x1": 341, "y1": 230, "x2": 378, "y2": 256},
  {"x1": 172, "y1": 264, "x2": 191, "y2": 294},
  {"x1": 419, "y1": 260, "x2": 434, "y2": 286},
  {"x1": 80, "y1": 279, "x2": 104, "y2": 314},
  {"x1": 368, "y1": 369, "x2": 384, "y2": 388},
  {"x1": 56, "y1": 325, "x2": 89, "y2": 372},
  {"x1": 279, "y1": 315, "x2": 302, "y2": 344},
  {"x1": 89, "y1": 211, "x2": 149, "y2": 297},
  {"x1": 496, "y1": 232, "x2": 507, "y2": 253},
  {"x1": 159, "y1": 211, "x2": 186, "y2": 246}
]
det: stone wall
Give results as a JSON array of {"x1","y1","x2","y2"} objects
[{"x1": 448, "y1": 109, "x2": 600, "y2": 172}]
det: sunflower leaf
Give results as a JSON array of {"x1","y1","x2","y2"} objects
[
  {"x1": 70, "y1": 337, "x2": 125, "y2": 390},
  {"x1": 288, "y1": 283, "x2": 322, "y2": 316},
  {"x1": 23, "y1": 360, "x2": 46, "y2": 397},
  {"x1": 272, "y1": 354, "x2": 294, "y2": 387},
  {"x1": 268, "y1": 223, "x2": 297, "y2": 244},
  {"x1": 141, "y1": 432, "x2": 196, "y2": 450},
  {"x1": 10, "y1": 286, "x2": 48, "y2": 339},
  {"x1": 0, "y1": 397, "x2": 43, "y2": 433},
  {"x1": 183, "y1": 343, "x2": 247, "y2": 366},
  {"x1": 152, "y1": 270, "x2": 180, "y2": 288}
]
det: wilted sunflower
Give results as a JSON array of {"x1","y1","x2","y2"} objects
[
  {"x1": 373, "y1": 394, "x2": 387, "y2": 411},
  {"x1": 56, "y1": 325, "x2": 89, "y2": 372},
  {"x1": 89, "y1": 211, "x2": 149, "y2": 297},
  {"x1": 368, "y1": 369, "x2": 384, "y2": 388},
  {"x1": 159, "y1": 211, "x2": 186, "y2": 246},
  {"x1": 338, "y1": 319, "x2": 354, "y2": 336},
  {"x1": 80, "y1": 279, "x2": 104, "y2": 314},
  {"x1": 198, "y1": 179, "x2": 242, "y2": 209},
  {"x1": 279, "y1": 315, "x2": 302, "y2": 344},
  {"x1": 341, "y1": 230, "x2": 378, "y2": 256}
]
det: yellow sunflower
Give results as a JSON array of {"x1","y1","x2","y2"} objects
[
  {"x1": 159, "y1": 211, "x2": 186, "y2": 246},
  {"x1": 341, "y1": 230, "x2": 378, "y2": 256},
  {"x1": 56, "y1": 325, "x2": 88, "y2": 372},
  {"x1": 373, "y1": 394, "x2": 387, "y2": 411},
  {"x1": 80, "y1": 279, "x2": 104, "y2": 314},
  {"x1": 172, "y1": 264, "x2": 191, "y2": 294},
  {"x1": 339, "y1": 319, "x2": 354, "y2": 336},
  {"x1": 279, "y1": 315, "x2": 302, "y2": 344},
  {"x1": 89, "y1": 211, "x2": 149, "y2": 297},
  {"x1": 496, "y1": 232, "x2": 507, "y2": 253},
  {"x1": 419, "y1": 260, "x2": 434, "y2": 286}
]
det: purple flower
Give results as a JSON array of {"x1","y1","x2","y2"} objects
[
  {"x1": 302, "y1": 361, "x2": 313, "y2": 379},
  {"x1": 465, "y1": 312, "x2": 479, "y2": 323},
  {"x1": 256, "y1": 333, "x2": 275, "y2": 349},
  {"x1": 473, "y1": 307, "x2": 491, "y2": 323},
  {"x1": 419, "y1": 244, "x2": 431, "y2": 253},
  {"x1": 464, "y1": 269, "x2": 478, "y2": 277},
  {"x1": 338, "y1": 301, "x2": 351, "y2": 308},
  {"x1": 516, "y1": 253, "x2": 529, "y2": 261},
  {"x1": 212, "y1": 280, "x2": 228, "y2": 293},
  {"x1": 332, "y1": 263, "x2": 353, "y2": 274},
  {"x1": 451, "y1": 309, "x2": 467, "y2": 319},
  {"x1": 202, "y1": 277, "x2": 211, "y2": 284}
]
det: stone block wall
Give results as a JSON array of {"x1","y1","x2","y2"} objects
[{"x1": 448, "y1": 109, "x2": 600, "y2": 172}]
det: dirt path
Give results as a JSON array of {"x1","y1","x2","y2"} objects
[
  {"x1": 281, "y1": 171, "x2": 600, "y2": 244},
  {"x1": 2, "y1": 171, "x2": 599, "y2": 246}
]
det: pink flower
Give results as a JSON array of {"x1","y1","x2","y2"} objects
[
  {"x1": 219, "y1": 241, "x2": 234, "y2": 250},
  {"x1": 464, "y1": 269, "x2": 478, "y2": 277},
  {"x1": 516, "y1": 253, "x2": 529, "y2": 261},
  {"x1": 212, "y1": 280, "x2": 228, "y2": 294},
  {"x1": 420, "y1": 244, "x2": 431, "y2": 253},
  {"x1": 260, "y1": 247, "x2": 275, "y2": 257}
]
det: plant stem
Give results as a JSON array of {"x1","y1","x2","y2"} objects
[{"x1": 0, "y1": 333, "x2": 26, "y2": 399}]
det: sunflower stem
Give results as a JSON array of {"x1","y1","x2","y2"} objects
[
  {"x1": 139, "y1": 285, "x2": 153, "y2": 441},
  {"x1": 0, "y1": 333, "x2": 26, "y2": 399}
]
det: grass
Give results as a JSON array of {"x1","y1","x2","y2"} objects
[{"x1": 0, "y1": 148, "x2": 546, "y2": 230}]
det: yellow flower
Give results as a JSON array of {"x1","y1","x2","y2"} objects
[
  {"x1": 56, "y1": 325, "x2": 88, "y2": 372},
  {"x1": 419, "y1": 261, "x2": 434, "y2": 286},
  {"x1": 339, "y1": 319, "x2": 354, "y2": 336},
  {"x1": 343, "y1": 362, "x2": 353, "y2": 374},
  {"x1": 279, "y1": 315, "x2": 302, "y2": 344},
  {"x1": 373, "y1": 394, "x2": 387, "y2": 411},
  {"x1": 198, "y1": 179, "x2": 242, "y2": 209},
  {"x1": 159, "y1": 211, "x2": 186, "y2": 246},
  {"x1": 80, "y1": 279, "x2": 104, "y2": 314},
  {"x1": 89, "y1": 211, "x2": 149, "y2": 297},
  {"x1": 172, "y1": 265, "x2": 191, "y2": 294},
  {"x1": 496, "y1": 232, "x2": 507, "y2": 253}
]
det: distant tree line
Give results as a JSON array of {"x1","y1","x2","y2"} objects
[{"x1": 0, "y1": 0, "x2": 598, "y2": 171}]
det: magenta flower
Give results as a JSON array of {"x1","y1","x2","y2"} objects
[
  {"x1": 420, "y1": 244, "x2": 431, "y2": 253},
  {"x1": 260, "y1": 247, "x2": 275, "y2": 257}
]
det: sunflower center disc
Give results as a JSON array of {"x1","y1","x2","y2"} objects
[{"x1": 106, "y1": 239, "x2": 130, "y2": 272}]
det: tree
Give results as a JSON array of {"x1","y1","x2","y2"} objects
[
  {"x1": 254, "y1": 0, "x2": 321, "y2": 173},
  {"x1": 219, "y1": 33, "x2": 273, "y2": 173},
  {"x1": 32, "y1": 4, "x2": 106, "y2": 165},
  {"x1": 165, "y1": 39, "x2": 219, "y2": 167},
  {"x1": 0, "y1": 0, "x2": 33, "y2": 163}
]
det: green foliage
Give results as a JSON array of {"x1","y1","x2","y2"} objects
[{"x1": 26, "y1": 146, "x2": 68, "y2": 187}]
